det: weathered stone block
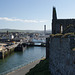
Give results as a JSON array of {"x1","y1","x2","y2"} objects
[{"x1": 49, "y1": 37, "x2": 75, "y2": 75}]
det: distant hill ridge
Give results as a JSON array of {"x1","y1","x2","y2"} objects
[{"x1": 0, "y1": 29, "x2": 51, "y2": 33}]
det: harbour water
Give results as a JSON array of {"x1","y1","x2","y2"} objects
[{"x1": 0, "y1": 46, "x2": 46, "y2": 74}]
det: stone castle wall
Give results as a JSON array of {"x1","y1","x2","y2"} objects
[{"x1": 49, "y1": 37, "x2": 75, "y2": 75}]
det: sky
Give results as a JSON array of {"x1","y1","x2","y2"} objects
[{"x1": 0, "y1": 0, "x2": 75, "y2": 30}]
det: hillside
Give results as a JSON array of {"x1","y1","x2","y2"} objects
[{"x1": 0, "y1": 29, "x2": 51, "y2": 33}]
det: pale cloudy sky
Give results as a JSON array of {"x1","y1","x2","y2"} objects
[{"x1": 0, "y1": 0, "x2": 75, "y2": 30}]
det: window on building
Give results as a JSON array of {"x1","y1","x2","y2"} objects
[{"x1": 61, "y1": 25, "x2": 63, "y2": 33}]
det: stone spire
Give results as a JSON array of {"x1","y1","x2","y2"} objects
[{"x1": 52, "y1": 7, "x2": 57, "y2": 20}]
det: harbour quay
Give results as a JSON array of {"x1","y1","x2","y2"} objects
[
  {"x1": 0, "y1": 31, "x2": 50, "y2": 59},
  {"x1": 0, "y1": 42, "x2": 19, "y2": 59}
]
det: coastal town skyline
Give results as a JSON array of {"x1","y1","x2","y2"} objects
[{"x1": 0, "y1": 0, "x2": 75, "y2": 30}]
